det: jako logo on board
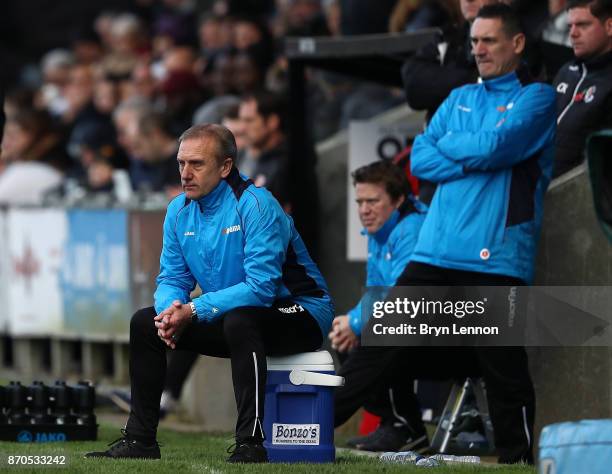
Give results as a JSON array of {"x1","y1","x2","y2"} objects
[{"x1": 17, "y1": 431, "x2": 67, "y2": 442}]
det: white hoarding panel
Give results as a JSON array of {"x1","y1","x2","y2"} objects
[
  {"x1": 0, "y1": 211, "x2": 8, "y2": 333},
  {"x1": 7, "y1": 209, "x2": 67, "y2": 336}
]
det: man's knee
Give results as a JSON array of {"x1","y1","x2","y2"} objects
[{"x1": 130, "y1": 306, "x2": 157, "y2": 335}]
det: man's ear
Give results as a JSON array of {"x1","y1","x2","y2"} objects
[
  {"x1": 266, "y1": 113, "x2": 280, "y2": 132},
  {"x1": 605, "y1": 17, "x2": 612, "y2": 37},
  {"x1": 220, "y1": 158, "x2": 233, "y2": 178},
  {"x1": 395, "y1": 194, "x2": 405, "y2": 209},
  {"x1": 513, "y1": 33, "x2": 526, "y2": 55}
]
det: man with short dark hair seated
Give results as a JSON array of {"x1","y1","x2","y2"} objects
[{"x1": 330, "y1": 161, "x2": 427, "y2": 452}]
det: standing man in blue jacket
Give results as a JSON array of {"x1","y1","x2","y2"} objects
[
  {"x1": 338, "y1": 4, "x2": 556, "y2": 464},
  {"x1": 329, "y1": 161, "x2": 427, "y2": 452},
  {"x1": 86, "y1": 124, "x2": 334, "y2": 463},
  {"x1": 403, "y1": 4, "x2": 555, "y2": 464}
]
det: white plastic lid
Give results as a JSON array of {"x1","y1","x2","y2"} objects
[{"x1": 267, "y1": 350, "x2": 335, "y2": 371}]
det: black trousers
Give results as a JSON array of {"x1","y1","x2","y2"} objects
[
  {"x1": 126, "y1": 303, "x2": 323, "y2": 441},
  {"x1": 336, "y1": 351, "x2": 425, "y2": 435},
  {"x1": 334, "y1": 262, "x2": 535, "y2": 464},
  {"x1": 164, "y1": 350, "x2": 198, "y2": 399}
]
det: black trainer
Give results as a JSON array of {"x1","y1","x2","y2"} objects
[
  {"x1": 347, "y1": 431, "x2": 373, "y2": 448},
  {"x1": 85, "y1": 429, "x2": 161, "y2": 459},
  {"x1": 226, "y1": 437, "x2": 268, "y2": 463},
  {"x1": 348, "y1": 423, "x2": 429, "y2": 452}
]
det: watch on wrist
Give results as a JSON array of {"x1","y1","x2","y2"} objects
[{"x1": 189, "y1": 302, "x2": 198, "y2": 323}]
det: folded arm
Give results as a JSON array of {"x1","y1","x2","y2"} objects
[
  {"x1": 437, "y1": 84, "x2": 556, "y2": 171},
  {"x1": 411, "y1": 91, "x2": 466, "y2": 183}
]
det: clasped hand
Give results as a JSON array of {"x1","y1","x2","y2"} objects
[
  {"x1": 328, "y1": 315, "x2": 359, "y2": 353},
  {"x1": 154, "y1": 300, "x2": 193, "y2": 349}
]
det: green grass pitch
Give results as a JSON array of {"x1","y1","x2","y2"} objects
[{"x1": 0, "y1": 423, "x2": 536, "y2": 473}]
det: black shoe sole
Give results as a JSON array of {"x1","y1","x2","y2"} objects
[
  {"x1": 84, "y1": 453, "x2": 161, "y2": 460},
  {"x1": 356, "y1": 434, "x2": 430, "y2": 453},
  {"x1": 227, "y1": 454, "x2": 268, "y2": 464}
]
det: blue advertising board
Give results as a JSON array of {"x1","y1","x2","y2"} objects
[{"x1": 61, "y1": 209, "x2": 130, "y2": 339}]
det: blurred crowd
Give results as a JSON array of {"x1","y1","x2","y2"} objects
[
  {"x1": 0, "y1": 0, "x2": 326, "y2": 207},
  {"x1": 0, "y1": 0, "x2": 607, "y2": 208},
  {"x1": 0, "y1": 0, "x2": 610, "y2": 462}
]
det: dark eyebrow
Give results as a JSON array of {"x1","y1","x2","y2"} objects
[
  {"x1": 177, "y1": 157, "x2": 206, "y2": 164},
  {"x1": 471, "y1": 35, "x2": 496, "y2": 42}
]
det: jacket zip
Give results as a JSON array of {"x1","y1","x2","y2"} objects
[
  {"x1": 199, "y1": 205, "x2": 215, "y2": 290},
  {"x1": 557, "y1": 64, "x2": 587, "y2": 125}
]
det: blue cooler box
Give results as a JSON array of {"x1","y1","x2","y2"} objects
[
  {"x1": 539, "y1": 420, "x2": 612, "y2": 474},
  {"x1": 264, "y1": 351, "x2": 344, "y2": 463}
]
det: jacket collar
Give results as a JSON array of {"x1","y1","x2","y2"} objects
[
  {"x1": 481, "y1": 70, "x2": 521, "y2": 92},
  {"x1": 574, "y1": 49, "x2": 612, "y2": 70},
  {"x1": 195, "y1": 178, "x2": 227, "y2": 211},
  {"x1": 361, "y1": 209, "x2": 400, "y2": 243},
  {"x1": 480, "y1": 62, "x2": 534, "y2": 90}
]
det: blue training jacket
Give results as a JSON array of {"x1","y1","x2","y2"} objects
[
  {"x1": 347, "y1": 199, "x2": 426, "y2": 335},
  {"x1": 154, "y1": 167, "x2": 335, "y2": 336},
  {"x1": 410, "y1": 69, "x2": 556, "y2": 283}
]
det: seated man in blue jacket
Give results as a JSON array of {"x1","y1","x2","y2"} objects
[
  {"x1": 338, "y1": 4, "x2": 556, "y2": 464},
  {"x1": 330, "y1": 161, "x2": 427, "y2": 452},
  {"x1": 86, "y1": 124, "x2": 334, "y2": 463}
]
